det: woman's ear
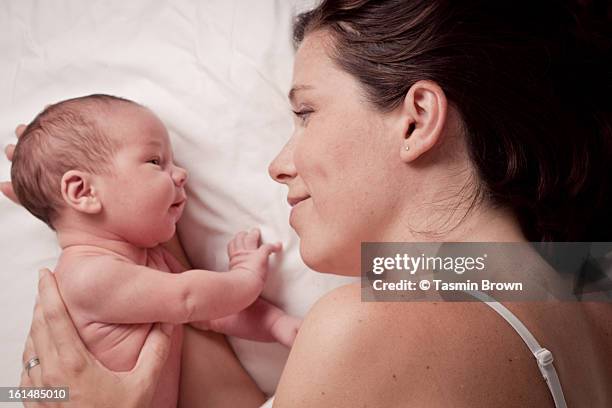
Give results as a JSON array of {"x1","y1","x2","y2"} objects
[
  {"x1": 397, "y1": 80, "x2": 447, "y2": 163},
  {"x1": 60, "y1": 170, "x2": 102, "y2": 214}
]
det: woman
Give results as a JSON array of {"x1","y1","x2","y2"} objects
[{"x1": 10, "y1": 0, "x2": 612, "y2": 406}]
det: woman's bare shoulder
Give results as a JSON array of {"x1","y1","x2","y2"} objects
[
  {"x1": 274, "y1": 284, "x2": 571, "y2": 407},
  {"x1": 273, "y1": 283, "x2": 477, "y2": 407},
  {"x1": 300, "y1": 282, "x2": 470, "y2": 338}
]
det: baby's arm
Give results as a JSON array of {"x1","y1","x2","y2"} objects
[
  {"x1": 62, "y1": 231, "x2": 281, "y2": 324},
  {"x1": 191, "y1": 297, "x2": 302, "y2": 347},
  {"x1": 162, "y1": 232, "x2": 301, "y2": 347}
]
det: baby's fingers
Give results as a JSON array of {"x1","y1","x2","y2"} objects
[
  {"x1": 227, "y1": 239, "x2": 235, "y2": 258},
  {"x1": 235, "y1": 231, "x2": 248, "y2": 251},
  {"x1": 228, "y1": 231, "x2": 248, "y2": 256},
  {"x1": 257, "y1": 242, "x2": 282, "y2": 257},
  {"x1": 244, "y1": 228, "x2": 261, "y2": 250}
]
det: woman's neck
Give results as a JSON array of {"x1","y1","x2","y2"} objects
[
  {"x1": 444, "y1": 205, "x2": 526, "y2": 242},
  {"x1": 394, "y1": 203, "x2": 527, "y2": 243}
]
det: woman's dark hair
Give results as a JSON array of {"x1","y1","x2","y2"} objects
[{"x1": 294, "y1": 0, "x2": 612, "y2": 241}]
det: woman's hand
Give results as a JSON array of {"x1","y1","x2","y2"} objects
[
  {"x1": 1, "y1": 124, "x2": 25, "y2": 203},
  {"x1": 19, "y1": 269, "x2": 174, "y2": 408}
]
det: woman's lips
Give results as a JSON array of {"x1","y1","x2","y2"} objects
[
  {"x1": 287, "y1": 195, "x2": 310, "y2": 207},
  {"x1": 289, "y1": 196, "x2": 310, "y2": 227}
]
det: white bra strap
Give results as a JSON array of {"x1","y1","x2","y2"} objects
[{"x1": 465, "y1": 290, "x2": 568, "y2": 408}]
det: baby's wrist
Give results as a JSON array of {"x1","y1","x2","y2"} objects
[{"x1": 230, "y1": 266, "x2": 267, "y2": 289}]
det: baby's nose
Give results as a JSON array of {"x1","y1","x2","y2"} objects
[{"x1": 173, "y1": 166, "x2": 188, "y2": 187}]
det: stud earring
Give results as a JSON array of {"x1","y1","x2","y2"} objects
[{"x1": 404, "y1": 143, "x2": 410, "y2": 151}]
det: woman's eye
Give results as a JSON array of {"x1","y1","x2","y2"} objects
[
  {"x1": 148, "y1": 158, "x2": 161, "y2": 166},
  {"x1": 292, "y1": 109, "x2": 313, "y2": 124}
]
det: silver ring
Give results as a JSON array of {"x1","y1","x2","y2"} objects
[{"x1": 24, "y1": 356, "x2": 40, "y2": 376}]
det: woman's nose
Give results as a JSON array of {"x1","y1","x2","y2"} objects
[
  {"x1": 268, "y1": 139, "x2": 297, "y2": 184},
  {"x1": 172, "y1": 165, "x2": 188, "y2": 187}
]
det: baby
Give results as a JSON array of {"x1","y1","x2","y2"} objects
[{"x1": 11, "y1": 94, "x2": 300, "y2": 407}]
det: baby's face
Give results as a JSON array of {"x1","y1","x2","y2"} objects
[{"x1": 96, "y1": 105, "x2": 188, "y2": 247}]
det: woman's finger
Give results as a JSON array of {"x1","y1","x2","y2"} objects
[
  {"x1": 19, "y1": 370, "x2": 35, "y2": 408},
  {"x1": 20, "y1": 335, "x2": 45, "y2": 397},
  {"x1": 130, "y1": 323, "x2": 174, "y2": 390},
  {"x1": 26, "y1": 362, "x2": 43, "y2": 388},
  {"x1": 4, "y1": 143, "x2": 15, "y2": 161},
  {"x1": 30, "y1": 296, "x2": 58, "y2": 365},
  {"x1": 15, "y1": 124, "x2": 26, "y2": 138},
  {"x1": 22, "y1": 333, "x2": 36, "y2": 367},
  {"x1": 20, "y1": 367, "x2": 32, "y2": 387},
  {"x1": 37, "y1": 269, "x2": 90, "y2": 355},
  {"x1": 20, "y1": 336, "x2": 36, "y2": 387},
  {"x1": 0, "y1": 181, "x2": 19, "y2": 203}
]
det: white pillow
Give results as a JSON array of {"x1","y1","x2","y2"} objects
[{"x1": 0, "y1": 0, "x2": 355, "y2": 395}]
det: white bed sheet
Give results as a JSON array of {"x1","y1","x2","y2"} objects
[{"x1": 0, "y1": 0, "x2": 356, "y2": 399}]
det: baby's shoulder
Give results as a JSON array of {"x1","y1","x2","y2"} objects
[
  {"x1": 55, "y1": 247, "x2": 130, "y2": 296},
  {"x1": 57, "y1": 246, "x2": 123, "y2": 273}
]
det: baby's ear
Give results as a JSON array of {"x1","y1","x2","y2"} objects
[{"x1": 60, "y1": 170, "x2": 102, "y2": 214}]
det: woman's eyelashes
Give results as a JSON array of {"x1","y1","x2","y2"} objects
[{"x1": 292, "y1": 108, "x2": 314, "y2": 125}]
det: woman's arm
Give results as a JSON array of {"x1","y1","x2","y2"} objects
[{"x1": 179, "y1": 327, "x2": 267, "y2": 407}]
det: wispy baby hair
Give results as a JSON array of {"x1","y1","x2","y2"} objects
[{"x1": 11, "y1": 94, "x2": 139, "y2": 229}]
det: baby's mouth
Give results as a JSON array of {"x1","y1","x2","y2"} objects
[{"x1": 170, "y1": 199, "x2": 186, "y2": 209}]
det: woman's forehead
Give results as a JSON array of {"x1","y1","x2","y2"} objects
[
  {"x1": 292, "y1": 31, "x2": 357, "y2": 101},
  {"x1": 294, "y1": 32, "x2": 336, "y2": 82}
]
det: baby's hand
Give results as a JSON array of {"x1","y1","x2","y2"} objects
[
  {"x1": 190, "y1": 297, "x2": 302, "y2": 348},
  {"x1": 227, "y1": 228, "x2": 281, "y2": 282},
  {"x1": 270, "y1": 313, "x2": 302, "y2": 348}
]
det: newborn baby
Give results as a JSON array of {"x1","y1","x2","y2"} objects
[{"x1": 11, "y1": 94, "x2": 299, "y2": 407}]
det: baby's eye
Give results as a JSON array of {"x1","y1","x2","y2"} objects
[{"x1": 147, "y1": 158, "x2": 161, "y2": 166}]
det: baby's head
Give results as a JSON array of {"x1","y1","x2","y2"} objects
[{"x1": 11, "y1": 94, "x2": 188, "y2": 247}]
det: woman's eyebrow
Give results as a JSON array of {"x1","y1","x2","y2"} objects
[{"x1": 288, "y1": 84, "x2": 314, "y2": 103}]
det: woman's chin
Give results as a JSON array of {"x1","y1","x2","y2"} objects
[{"x1": 299, "y1": 240, "x2": 359, "y2": 276}]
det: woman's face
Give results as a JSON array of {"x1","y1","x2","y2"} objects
[{"x1": 269, "y1": 31, "x2": 408, "y2": 276}]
